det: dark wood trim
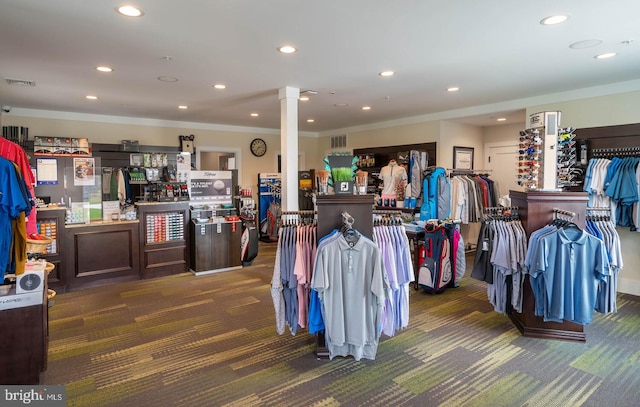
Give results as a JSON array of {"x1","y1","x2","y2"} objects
[
  {"x1": 575, "y1": 123, "x2": 640, "y2": 157},
  {"x1": 574, "y1": 122, "x2": 640, "y2": 139}
]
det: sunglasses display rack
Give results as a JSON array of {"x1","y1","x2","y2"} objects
[
  {"x1": 517, "y1": 125, "x2": 581, "y2": 191},
  {"x1": 518, "y1": 111, "x2": 573, "y2": 191},
  {"x1": 517, "y1": 128, "x2": 544, "y2": 190},
  {"x1": 556, "y1": 127, "x2": 581, "y2": 188}
]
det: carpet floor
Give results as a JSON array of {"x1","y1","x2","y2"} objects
[{"x1": 43, "y1": 242, "x2": 640, "y2": 407}]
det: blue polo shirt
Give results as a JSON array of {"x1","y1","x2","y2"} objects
[
  {"x1": 0, "y1": 158, "x2": 32, "y2": 279},
  {"x1": 531, "y1": 227, "x2": 610, "y2": 325}
]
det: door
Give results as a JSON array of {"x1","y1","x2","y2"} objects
[{"x1": 484, "y1": 142, "x2": 523, "y2": 197}]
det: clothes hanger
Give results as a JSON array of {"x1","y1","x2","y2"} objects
[{"x1": 341, "y1": 212, "x2": 360, "y2": 246}]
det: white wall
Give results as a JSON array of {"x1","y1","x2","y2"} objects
[
  {"x1": 439, "y1": 121, "x2": 484, "y2": 170},
  {"x1": 527, "y1": 90, "x2": 640, "y2": 129}
]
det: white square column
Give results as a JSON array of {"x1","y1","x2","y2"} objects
[{"x1": 279, "y1": 86, "x2": 300, "y2": 212}]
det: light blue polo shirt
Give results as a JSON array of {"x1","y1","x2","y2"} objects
[
  {"x1": 531, "y1": 227, "x2": 610, "y2": 325},
  {"x1": 312, "y1": 234, "x2": 387, "y2": 361}
]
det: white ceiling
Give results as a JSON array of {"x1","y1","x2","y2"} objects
[{"x1": 0, "y1": 0, "x2": 639, "y2": 134}]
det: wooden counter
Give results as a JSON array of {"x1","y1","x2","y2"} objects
[{"x1": 64, "y1": 220, "x2": 140, "y2": 290}]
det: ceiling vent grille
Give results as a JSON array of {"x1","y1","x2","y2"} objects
[
  {"x1": 330, "y1": 134, "x2": 347, "y2": 149},
  {"x1": 5, "y1": 78, "x2": 36, "y2": 87}
]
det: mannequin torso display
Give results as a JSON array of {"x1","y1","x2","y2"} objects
[{"x1": 378, "y1": 159, "x2": 407, "y2": 196}]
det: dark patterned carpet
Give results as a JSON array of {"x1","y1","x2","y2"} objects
[{"x1": 43, "y1": 242, "x2": 640, "y2": 406}]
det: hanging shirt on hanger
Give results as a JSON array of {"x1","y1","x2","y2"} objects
[
  {"x1": 312, "y1": 234, "x2": 388, "y2": 361},
  {"x1": 529, "y1": 226, "x2": 610, "y2": 325}
]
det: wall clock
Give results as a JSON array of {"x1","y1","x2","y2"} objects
[{"x1": 250, "y1": 138, "x2": 267, "y2": 157}]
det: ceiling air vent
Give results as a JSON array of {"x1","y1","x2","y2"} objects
[
  {"x1": 330, "y1": 134, "x2": 347, "y2": 149},
  {"x1": 5, "y1": 78, "x2": 36, "y2": 87}
]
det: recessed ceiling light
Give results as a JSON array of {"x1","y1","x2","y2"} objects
[
  {"x1": 213, "y1": 83, "x2": 226, "y2": 89},
  {"x1": 96, "y1": 66, "x2": 113, "y2": 73},
  {"x1": 334, "y1": 103, "x2": 349, "y2": 107},
  {"x1": 379, "y1": 70, "x2": 395, "y2": 77},
  {"x1": 540, "y1": 14, "x2": 569, "y2": 25},
  {"x1": 250, "y1": 113, "x2": 259, "y2": 117},
  {"x1": 594, "y1": 52, "x2": 617, "y2": 59},
  {"x1": 447, "y1": 87, "x2": 460, "y2": 92},
  {"x1": 307, "y1": 119, "x2": 315, "y2": 123},
  {"x1": 86, "y1": 95, "x2": 98, "y2": 100},
  {"x1": 278, "y1": 45, "x2": 297, "y2": 54},
  {"x1": 158, "y1": 76, "x2": 178, "y2": 82},
  {"x1": 299, "y1": 96, "x2": 309, "y2": 101},
  {"x1": 569, "y1": 39, "x2": 603, "y2": 49},
  {"x1": 117, "y1": 5, "x2": 144, "y2": 17},
  {"x1": 161, "y1": 56, "x2": 173, "y2": 61},
  {"x1": 178, "y1": 105, "x2": 188, "y2": 109},
  {"x1": 497, "y1": 118, "x2": 507, "y2": 122},
  {"x1": 362, "y1": 106, "x2": 371, "y2": 111}
]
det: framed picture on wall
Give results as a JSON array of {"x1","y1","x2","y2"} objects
[{"x1": 453, "y1": 146, "x2": 474, "y2": 170}]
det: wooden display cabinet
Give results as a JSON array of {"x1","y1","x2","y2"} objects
[
  {"x1": 35, "y1": 207, "x2": 66, "y2": 291},
  {"x1": 509, "y1": 190, "x2": 589, "y2": 342},
  {"x1": 189, "y1": 206, "x2": 242, "y2": 275},
  {"x1": 137, "y1": 202, "x2": 190, "y2": 279},
  {"x1": 0, "y1": 281, "x2": 48, "y2": 384}
]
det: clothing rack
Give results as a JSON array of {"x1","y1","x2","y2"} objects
[
  {"x1": 552, "y1": 207, "x2": 576, "y2": 221},
  {"x1": 483, "y1": 206, "x2": 519, "y2": 220},
  {"x1": 586, "y1": 206, "x2": 611, "y2": 212},
  {"x1": 372, "y1": 209, "x2": 403, "y2": 225},
  {"x1": 586, "y1": 207, "x2": 611, "y2": 221},
  {"x1": 280, "y1": 210, "x2": 316, "y2": 225},
  {"x1": 447, "y1": 168, "x2": 493, "y2": 177},
  {"x1": 591, "y1": 146, "x2": 640, "y2": 158}
]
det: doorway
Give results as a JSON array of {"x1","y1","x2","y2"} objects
[{"x1": 484, "y1": 142, "x2": 523, "y2": 197}]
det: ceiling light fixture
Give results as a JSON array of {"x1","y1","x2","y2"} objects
[
  {"x1": 334, "y1": 103, "x2": 349, "y2": 107},
  {"x1": 117, "y1": 5, "x2": 144, "y2": 17},
  {"x1": 307, "y1": 119, "x2": 315, "y2": 123},
  {"x1": 362, "y1": 106, "x2": 371, "y2": 111},
  {"x1": 213, "y1": 83, "x2": 226, "y2": 89},
  {"x1": 250, "y1": 113, "x2": 259, "y2": 117},
  {"x1": 157, "y1": 76, "x2": 178, "y2": 82},
  {"x1": 447, "y1": 87, "x2": 460, "y2": 92},
  {"x1": 379, "y1": 70, "x2": 395, "y2": 77},
  {"x1": 594, "y1": 52, "x2": 617, "y2": 59},
  {"x1": 96, "y1": 66, "x2": 113, "y2": 73},
  {"x1": 299, "y1": 96, "x2": 310, "y2": 101},
  {"x1": 540, "y1": 14, "x2": 569, "y2": 25},
  {"x1": 86, "y1": 95, "x2": 98, "y2": 100},
  {"x1": 569, "y1": 39, "x2": 603, "y2": 49},
  {"x1": 497, "y1": 118, "x2": 507, "y2": 122},
  {"x1": 278, "y1": 45, "x2": 297, "y2": 54},
  {"x1": 178, "y1": 105, "x2": 188, "y2": 109}
]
